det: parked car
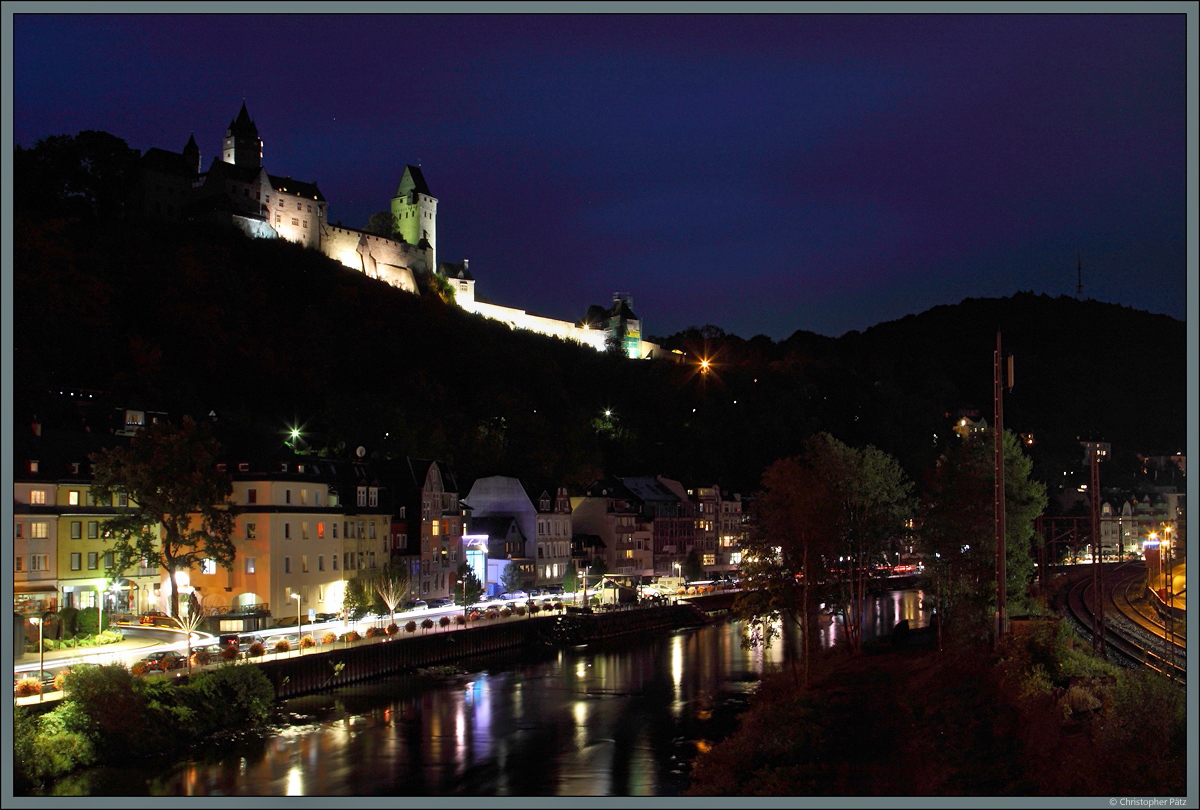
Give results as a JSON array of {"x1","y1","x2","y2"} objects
[
  {"x1": 510, "y1": 590, "x2": 529, "y2": 600},
  {"x1": 426, "y1": 597, "x2": 452, "y2": 609},
  {"x1": 13, "y1": 669, "x2": 59, "y2": 691},
  {"x1": 404, "y1": 599, "x2": 428, "y2": 611},
  {"x1": 546, "y1": 585, "x2": 565, "y2": 595},
  {"x1": 313, "y1": 612, "x2": 339, "y2": 623},
  {"x1": 140, "y1": 650, "x2": 187, "y2": 672}
]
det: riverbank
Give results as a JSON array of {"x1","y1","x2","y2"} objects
[{"x1": 686, "y1": 623, "x2": 1187, "y2": 796}]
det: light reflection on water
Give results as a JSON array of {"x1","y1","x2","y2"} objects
[{"x1": 131, "y1": 591, "x2": 931, "y2": 796}]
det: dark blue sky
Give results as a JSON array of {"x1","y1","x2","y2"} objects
[{"x1": 11, "y1": 11, "x2": 1191, "y2": 339}]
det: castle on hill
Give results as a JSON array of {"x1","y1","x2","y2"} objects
[{"x1": 140, "y1": 103, "x2": 662, "y2": 359}]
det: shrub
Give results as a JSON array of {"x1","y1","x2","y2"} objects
[
  {"x1": 300, "y1": 634, "x2": 315, "y2": 648},
  {"x1": 220, "y1": 644, "x2": 240, "y2": 661},
  {"x1": 247, "y1": 641, "x2": 265, "y2": 657},
  {"x1": 420, "y1": 618, "x2": 435, "y2": 632},
  {"x1": 57, "y1": 607, "x2": 80, "y2": 638},
  {"x1": 322, "y1": 631, "x2": 338, "y2": 644},
  {"x1": 55, "y1": 663, "x2": 145, "y2": 758},
  {"x1": 190, "y1": 649, "x2": 211, "y2": 666},
  {"x1": 179, "y1": 664, "x2": 276, "y2": 733},
  {"x1": 405, "y1": 621, "x2": 417, "y2": 634},
  {"x1": 386, "y1": 623, "x2": 400, "y2": 635},
  {"x1": 274, "y1": 638, "x2": 291, "y2": 653},
  {"x1": 365, "y1": 626, "x2": 385, "y2": 638},
  {"x1": 342, "y1": 630, "x2": 362, "y2": 643},
  {"x1": 455, "y1": 615, "x2": 466, "y2": 626},
  {"x1": 529, "y1": 603, "x2": 541, "y2": 615},
  {"x1": 53, "y1": 669, "x2": 72, "y2": 691},
  {"x1": 500, "y1": 608, "x2": 512, "y2": 619},
  {"x1": 439, "y1": 616, "x2": 451, "y2": 630},
  {"x1": 485, "y1": 609, "x2": 498, "y2": 620},
  {"x1": 514, "y1": 606, "x2": 526, "y2": 617},
  {"x1": 130, "y1": 661, "x2": 149, "y2": 677},
  {"x1": 15, "y1": 677, "x2": 42, "y2": 697},
  {"x1": 76, "y1": 606, "x2": 109, "y2": 636}
]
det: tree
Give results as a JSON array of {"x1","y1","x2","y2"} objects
[
  {"x1": 736, "y1": 456, "x2": 836, "y2": 686},
  {"x1": 588, "y1": 555, "x2": 607, "y2": 578},
  {"x1": 920, "y1": 429, "x2": 1047, "y2": 643},
  {"x1": 562, "y1": 560, "x2": 578, "y2": 593},
  {"x1": 453, "y1": 562, "x2": 483, "y2": 611},
  {"x1": 14, "y1": 130, "x2": 140, "y2": 220},
  {"x1": 682, "y1": 550, "x2": 705, "y2": 583},
  {"x1": 372, "y1": 562, "x2": 410, "y2": 626},
  {"x1": 89, "y1": 416, "x2": 237, "y2": 620},
  {"x1": 501, "y1": 562, "x2": 524, "y2": 594},
  {"x1": 342, "y1": 575, "x2": 373, "y2": 621},
  {"x1": 363, "y1": 210, "x2": 398, "y2": 238}
]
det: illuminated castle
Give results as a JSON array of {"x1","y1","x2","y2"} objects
[{"x1": 141, "y1": 103, "x2": 661, "y2": 359}]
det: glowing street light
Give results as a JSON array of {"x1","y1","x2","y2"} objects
[
  {"x1": 292, "y1": 593, "x2": 303, "y2": 655},
  {"x1": 29, "y1": 616, "x2": 44, "y2": 701}
]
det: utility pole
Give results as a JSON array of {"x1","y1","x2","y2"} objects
[
  {"x1": 994, "y1": 332, "x2": 1012, "y2": 645},
  {"x1": 1081, "y1": 439, "x2": 1109, "y2": 657}
]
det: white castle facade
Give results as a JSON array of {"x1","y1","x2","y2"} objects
[{"x1": 141, "y1": 103, "x2": 661, "y2": 360}]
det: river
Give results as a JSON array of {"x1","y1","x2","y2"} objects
[{"x1": 44, "y1": 589, "x2": 930, "y2": 796}]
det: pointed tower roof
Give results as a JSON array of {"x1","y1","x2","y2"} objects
[
  {"x1": 228, "y1": 101, "x2": 258, "y2": 136},
  {"x1": 184, "y1": 133, "x2": 199, "y2": 150},
  {"x1": 395, "y1": 164, "x2": 432, "y2": 197}
]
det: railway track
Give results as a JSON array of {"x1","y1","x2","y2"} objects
[{"x1": 1059, "y1": 564, "x2": 1185, "y2": 683}]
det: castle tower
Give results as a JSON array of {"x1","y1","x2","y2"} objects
[
  {"x1": 182, "y1": 133, "x2": 201, "y2": 176},
  {"x1": 222, "y1": 101, "x2": 262, "y2": 169},
  {"x1": 390, "y1": 164, "x2": 437, "y2": 269}
]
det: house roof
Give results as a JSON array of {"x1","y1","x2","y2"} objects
[
  {"x1": 395, "y1": 164, "x2": 432, "y2": 197},
  {"x1": 227, "y1": 101, "x2": 258, "y2": 137},
  {"x1": 269, "y1": 174, "x2": 326, "y2": 202}
]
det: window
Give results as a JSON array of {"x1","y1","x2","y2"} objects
[
  {"x1": 118, "y1": 494, "x2": 128, "y2": 507},
  {"x1": 248, "y1": 488, "x2": 257, "y2": 504},
  {"x1": 238, "y1": 462, "x2": 250, "y2": 472},
  {"x1": 357, "y1": 487, "x2": 366, "y2": 507},
  {"x1": 432, "y1": 521, "x2": 440, "y2": 537},
  {"x1": 318, "y1": 522, "x2": 325, "y2": 539},
  {"x1": 368, "y1": 551, "x2": 376, "y2": 568},
  {"x1": 71, "y1": 552, "x2": 82, "y2": 570},
  {"x1": 285, "y1": 489, "x2": 291, "y2": 504},
  {"x1": 88, "y1": 552, "x2": 98, "y2": 570},
  {"x1": 307, "y1": 204, "x2": 312, "y2": 213},
  {"x1": 332, "y1": 523, "x2": 338, "y2": 539},
  {"x1": 368, "y1": 487, "x2": 378, "y2": 507},
  {"x1": 296, "y1": 202, "x2": 302, "y2": 210},
  {"x1": 31, "y1": 554, "x2": 49, "y2": 572},
  {"x1": 292, "y1": 217, "x2": 300, "y2": 226},
  {"x1": 104, "y1": 553, "x2": 114, "y2": 569},
  {"x1": 88, "y1": 521, "x2": 99, "y2": 539},
  {"x1": 201, "y1": 559, "x2": 217, "y2": 575},
  {"x1": 70, "y1": 521, "x2": 82, "y2": 539},
  {"x1": 369, "y1": 523, "x2": 376, "y2": 540},
  {"x1": 284, "y1": 556, "x2": 291, "y2": 574},
  {"x1": 68, "y1": 491, "x2": 80, "y2": 505},
  {"x1": 358, "y1": 521, "x2": 364, "y2": 539},
  {"x1": 398, "y1": 506, "x2": 406, "y2": 519},
  {"x1": 300, "y1": 489, "x2": 308, "y2": 506},
  {"x1": 284, "y1": 523, "x2": 291, "y2": 539},
  {"x1": 30, "y1": 490, "x2": 46, "y2": 505},
  {"x1": 30, "y1": 461, "x2": 39, "y2": 473},
  {"x1": 318, "y1": 555, "x2": 324, "y2": 572},
  {"x1": 30, "y1": 522, "x2": 48, "y2": 539},
  {"x1": 302, "y1": 523, "x2": 310, "y2": 540},
  {"x1": 245, "y1": 557, "x2": 256, "y2": 574},
  {"x1": 15, "y1": 556, "x2": 23, "y2": 572},
  {"x1": 332, "y1": 555, "x2": 338, "y2": 571},
  {"x1": 246, "y1": 523, "x2": 256, "y2": 539},
  {"x1": 15, "y1": 523, "x2": 23, "y2": 539},
  {"x1": 303, "y1": 219, "x2": 308, "y2": 229},
  {"x1": 302, "y1": 555, "x2": 309, "y2": 573}
]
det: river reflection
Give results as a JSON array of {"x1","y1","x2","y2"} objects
[{"x1": 81, "y1": 590, "x2": 930, "y2": 796}]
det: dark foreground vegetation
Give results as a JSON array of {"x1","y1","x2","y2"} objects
[
  {"x1": 686, "y1": 619, "x2": 1186, "y2": 796},
  {"x1": 13, "y1": 663, "x2": 276, "y2": 794}
]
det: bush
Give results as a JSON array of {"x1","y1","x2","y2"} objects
[
  {"x1": 53, "y1": 669, "x2": 72, "y2": 692},
  {"x1": 485, "y1": 609, "x2": 498, "y2": 620},
  {"x1": 405, "y1": 621, "x2": 417, "y2": 634},
  {"x1": 438, "y1": 616, "x2": 451, "y2": 630},
  {"x1": 57, "y1": 607, "x2": 79, "y2": 638},
  {"x1": 190, "y1": 649, "x2": 211, "y2": 666},
  {"x1": 529, "y1": 603, "x2": 541, "y2": 615},
  {"x1": 365, "y1": 626, "x2": 385, "y2": 638},
  {"x1": 130, "y1": 660, "x2": 149, "y2": 677},
  {"x1": 55, "y1": 663, "x2": 145, "y2": 759},
  {"x1": 274, "y1": 638, "x2": 291, "y2": 653},
  {"x1": 455, "y1": 615, "x2": 466, "y2": 626},
  {"x1": 340, "y1": 630, "x2": 361, "y2": 643},
  {"x1": 420, "y1": 618, "x2": 435, "y2": 632},
  {"x1": 514, "y1": 606, "x2": 526, "y2": 617},
  {"x1": 322, "y1": 632, "x2": 337, "y2": 644},
  {"x1": 76, "y1": 606, "x2": 109, "y2": 636},
  {"x1": 500, "y1": 608, "x2": 512, "y2": 619},
  {"x1": 15, "y1": 677, "x2": 42, "y2": 697},
  {"x1": 247, "y1": 641, "x2": 265, "y2": 657},
  {"x1": 220, "y1": 644, "x2": 240, "y2": 662},
  {"x1": 178, "y1": 665, "x2": 276, "y2": 735},
  {"x1": 300, "y1": 634, "x2": 315, "y2": 648},
  {"x1": 386, "y1": 623, "x2": 400, "y2": 635}
]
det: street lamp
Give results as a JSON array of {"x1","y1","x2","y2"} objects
[
  {"x1": 29, "y1": 616, "x2": 44, "y2": 701},
  {"x1": 292, "y1": 593, "x2": 303, "y2": 655}
]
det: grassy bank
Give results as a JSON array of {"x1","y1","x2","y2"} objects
[{"x1": 686, "y1": 621, "x2": 1186, "y2": 796}]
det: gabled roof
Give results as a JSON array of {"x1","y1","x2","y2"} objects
[
  {"x1": 395, "y1": 164, "x2": 432, "y2": 197},
  {"x1": 620, "y1": 476, "x2": 682, "y2": 504},
  {"x1": 205, "y1": 157, "x2": 263, "y2": 185},
  {"x1": 471, "y1": 515, "x2": 525, "y2": 540},
  {"x1": 269, "y1": 174, "x2": 325, "y2": 202},
  {"x1": 439, "y1": 260, "x2": 473, "y2": 281},
  {"x1": 140, "y1": 147, "x2": 192, "y2": 176}
]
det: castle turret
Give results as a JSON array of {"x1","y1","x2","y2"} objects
[
  {"x1": 391, "y1": 164, "x2": 437, "y2": 270},
  {"x1": 222, "y1": 101, "x2": 262, "y2": 169}
]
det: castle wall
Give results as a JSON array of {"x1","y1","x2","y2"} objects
[{"x1": 321, "y1": 226, "x2": 424, "y2": 294}]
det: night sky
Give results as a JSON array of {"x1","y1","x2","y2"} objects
[{"x1": 10, "y1": 10, "x2": 1191, "y2": 340}]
